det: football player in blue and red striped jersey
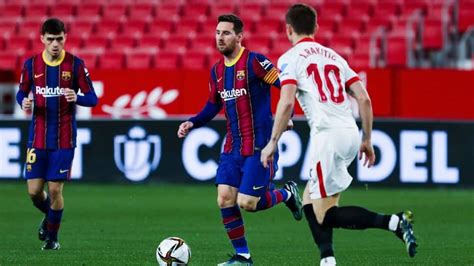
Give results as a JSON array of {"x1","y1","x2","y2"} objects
[
  {"x1": 16, "y1": 18, "x2": 97, "y2": 250},
  {"x1": 177, "y1": 14, "x2": 302, "y2": 265}
]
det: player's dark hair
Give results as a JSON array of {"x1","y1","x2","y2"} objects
[
  {"x1": 286, "y1": 4, "x2": 317, "y2": 35},
  {"x1": 218, "y1": 14, "x2": 244, "y2": 34},
  {"x1": 41, "y1": 18, "x2": 66, "y2": 35}
]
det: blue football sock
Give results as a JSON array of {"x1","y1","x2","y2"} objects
[
  {"x1": 221, "y1": 206, "x2": 249, "y2": 254},
  {"x1": 47, "y1": 208, "x2": 63, "y2": 241},
  {"x1": 255, "y1": 188, "x2": 289, "y2": 211}
]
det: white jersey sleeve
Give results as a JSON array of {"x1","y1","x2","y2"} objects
[
  {"x1": 278, "y1": 39, "x2": 359, "y2": 132},
  {"x1": 277, "y1": 53, "x2": 298, "y2": 87}
]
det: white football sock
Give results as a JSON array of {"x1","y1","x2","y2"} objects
[
  {"x1": 237, "y1": 253, "x2": 251, "y2": 259},
  {"x1": 320, "y1": 256, "x2": 336, "y2": 266},
  {"x1": 388, "y1": 214, "x2": 400, "y2": 231}
]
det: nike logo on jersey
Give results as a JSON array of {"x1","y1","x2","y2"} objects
[
  {"x1": 253, "y1": 185, "x2": 264, "y2": 190},
  {"x1": 34, "y1": 73, "x2": 44, "y2": 79},
  {"x1": 59, "y1": 169, "x2": 69, "y2": 173},
  {"x1": 217, "y1": 77, "x2": 223, "y2": 83}
]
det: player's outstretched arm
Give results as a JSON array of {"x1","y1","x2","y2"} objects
[
  {"x1": 177, "y1": 121, "x2": 194, "y2": 138},
  {"x1": 348, "y1": 81, "x2": 375, "y2": 167},
  {"x1": 261, "y1": 83, "x2": 297, "y2": 168}
]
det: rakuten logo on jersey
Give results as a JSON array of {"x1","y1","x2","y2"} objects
[
  {"x1": 35, "y1": 86, "x2": 67, "y2": 98},
  {"x1": 220, "y1": 88, "x2": 247, "y2": 101}
]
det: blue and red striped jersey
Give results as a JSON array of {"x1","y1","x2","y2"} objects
[
  {"x1": 17, "y1": 50, "x2": 97, "y2": 149},
  {"x1": 190, "y1": 47, "x2": 280, "y2": 156}
]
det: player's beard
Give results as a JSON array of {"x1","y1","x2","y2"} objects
[{"x1": 217, "y1": 41, "x2": 236, "y2": 57}]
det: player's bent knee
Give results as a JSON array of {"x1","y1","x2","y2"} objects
[
  {"x1": 315, "y1": 210, "x2": 327, "y2": 225},
  {"x1": 48, "y1": 186, "x2": 62, "y2": 198},
  {"x1": 217, "y1": 195, "x2": 236, "y2": 208},
  {"x1": 237, "y1": 199, "x2": 258, "y2": 212},
  {"x1": 27, "y1": 188, "x2": 43, "y2": 199}
]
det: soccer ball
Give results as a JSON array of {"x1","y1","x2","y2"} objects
[{"x1": 156, "y1": 237, "x2": 191, "y2": 265}]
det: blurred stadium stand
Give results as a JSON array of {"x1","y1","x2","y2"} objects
[{"x1": 0, "y1": 0, "x2": 472, "y2": 70}]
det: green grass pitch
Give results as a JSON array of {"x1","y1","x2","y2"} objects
[{"x1": 0, "y1": 182, "x2": 473, "y2": 265}]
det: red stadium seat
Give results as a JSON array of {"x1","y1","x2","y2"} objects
[
  {"x1": 102, "y1": 4, "x2": 128, "y2": 20},
  {"x1": 66, "y1": 35, "x2": 83, "y2": 50},
  {"x1": 200, "y1": 20, "x2": 218, "y2": 37},
  {"x1": 344, "y1": 1, "x2": 374, "y2": 18},
  {"x1": 1, "y1": 4, "x2": 24, "y2": 16},
  {"x1": 246, "y1": 39, "x2": 270, "y2": 55},
  {"x1": 270, "y1": 37, "x2": 291, "y2": 55},
  {"x1": 209, "y1": 3, "x2": 237, "y2": 17},
  {"x1": 0, "y1": 20, "x2": 18, "y2": 39},
  {"x1": 129, "y1": 4, "x2": 155, "y2": 19},
  {"x1": 28, "y1": 39, "x2": 45, "y2": 53},
  {"x1": 69, "y1": 20, "x2": 95, "y2": 37},
  {"x1": 264, "y1": 5, "x2": 288, "y2": 20},
  {"x1": 155, "y1": 3, "x2": 182, "y2": 18},
  {"x1": 109, "y1": 36, "x2": 137, "y2": 52},
  {"x1": 126, "y1": 51, "x2": 153, "y2": 69},
  {"x1": 236, "y1": 12, "x2": 259, "y2": 33},
  {"x1": 422, "y1": 17, "x2": 444, "y2": 50},
  {"x1": 154, "y1": 52, "x2": 181, "y2": 69},
  {"x1": 5, "y1": 35, "x2": 31, "y2": 51},
  {"x1": 182, "y1": 3, "x2": 209, "y2": 19},
  {"x1": 401, "y1": 0, "x2": 429, "y2": 16},
  {"x1": 347, "y1": 53, "x2": 371, "y2": 70},
  {"x1": 0, "y1": 52, "x2": 18, "y2": 70},
  {"x1": 122, "y1": 18, "x2": 150, "y2": 37},
  {"x1": 95, "y1": 19, "x2": 122, "y2": 38},
  {"x1": 76, "y1": 4, "x2": 102, "y2": 17},
  {"x1": 74, "y1": 51, "x2": 99, "y2": 69},
  {"x1": 24, "y1": 4, "x2": 50, "y2": 17},
  {"x1": 139, "y1": 34, "x2": 162, "y2": 49},
  {"x1": 314, "y1": 31, "x2": 333, "y2": 46},
  {"x1": 50, "y1": 3, "x2": 76, "y2": 17},
  {"x1": 148, "y1": 18, "x2": 176, "y2": 36},
  {"x1": 188, "y1": 36, "x2": 215, "y2": 54},
  {"x1": 386, "y1": 34, "x2": 407, "y2": 66},
  {"x1": 254, "y1": 19, "x2": 283, "y2": 38},
  {"x1": 161, "y1": 35, "x2": 190, "y2": 53},
  {"x1": 318, "y1": 16, "x2": 341, "y2": 33},
  {"x1": 99, "y1": 51, "x2": 125, "y2": 69},
  {"x1": 458, "y1": 9, "x2": 474, "y2": 33},
  {"x1": 237, "y1": 2, "x2": 264, "y2": 17},
  {"x1": 17, "y1": 19, "x2": 46, "y2": 38},
  {"x1": 181, "y1": 52, "x2": 208, "y2": 70},
  {"x1": 368, "y1": 14, "x2": 396, "y2": 32},
  {"x1": 355, "y1": 34, "x2": 377, "y2": 56},
  {"x1": 83, "y1": 36, "x2": 110, "y2": 49},
  {"x1": 331, "y1": 35, "x2": 355, "y2": 49},
  {"x1": 320, "y1": 0, "x2": 348, "y2": 17},
  {"x1": 340, "y1": 15, "x2": 368, "y2": 33},
  {"x1": 174, "y1": 19, "x2": 201, "y2": 37},
  {"x1": 374, "y1": 0, "x2": 401, "y2": 16}
]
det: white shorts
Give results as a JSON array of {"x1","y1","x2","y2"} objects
[{"x1": 307, "y1": 127, "x2": 360, "y2": 199}]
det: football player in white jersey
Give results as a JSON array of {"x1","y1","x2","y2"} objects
[{"x1": 260, "y1": 4, "x2": 417, "y2": 265}]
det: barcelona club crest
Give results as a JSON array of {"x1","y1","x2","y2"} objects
[
  {"x1": 61, "y1": 71, "x2": 71, "y2": 81},
  {"x1": 236, "y1": 70, "x2": 245, "y2": 80}
]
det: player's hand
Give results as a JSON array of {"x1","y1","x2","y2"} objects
[
  {"x1": 286, "y1": 119, "x2": 294, "y2": 131},
  {"x1": 177, "y1": 121, "x2": 194, "y2": 138},
  {"x1": 358, "y1": 139, "x2": 376, "y2": 168},
  {"x1": 260, "y1": 141, "x2": 277, "y2": 168},
  {"x1": 64, "y1": 88, "x2": 77, "y2": 102},
  {"x1": 22, "y1": 97, "x2": 32, "y2": 111}
]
